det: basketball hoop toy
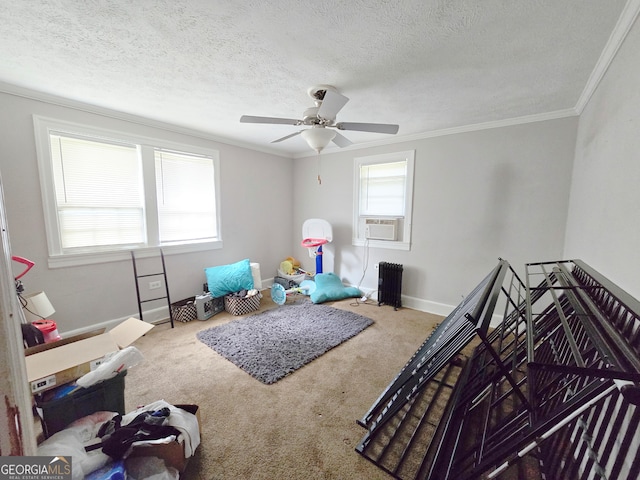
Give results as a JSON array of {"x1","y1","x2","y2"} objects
[
  {"x1": 301, "y1": 238, "x2": 328, "y2": 249},
  {"x1": 301, "y1": 238, "x2": 328, "y2": 274},
  {"x1": 301, "y1": 218, "x2": 333, "y2": 274}
]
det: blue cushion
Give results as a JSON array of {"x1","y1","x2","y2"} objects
[
  {"x1": 205, "y1": 259, "x2": 254, "y2": 298},
  {"x1": 310, "y1": 272, "x2": 361, "y2": 304}
]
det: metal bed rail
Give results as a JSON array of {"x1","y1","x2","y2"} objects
[{"x1": 356, "y1": 259, "x2": 640, "y2": 480}]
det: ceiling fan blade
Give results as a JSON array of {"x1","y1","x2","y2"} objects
[
  {"x1": 271, "y1": 131, "x2": 303, "y2": 143},
  {"x1": 317, "y1": 90, "x2": 349, "y2": 120},
  {"x1": 240, "y1": 115, "x2": 301, "y2": 125},
  {"x1": 335, "y1": 122, "x2": 399, "y2": 134},
  {"x1": 332, "y1": 132, "x2": 353, "y2": 148}
]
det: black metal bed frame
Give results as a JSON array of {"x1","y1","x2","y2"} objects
[{"x1": 356, "y1": 259, "x2": 640, "y2": 480}]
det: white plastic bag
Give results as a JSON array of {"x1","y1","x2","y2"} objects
[
  {"x1": 76, "y1": 346, "x2": 144, "y2": 388},
  {"x1": 36, "y1": 412, "x2": 117, "y2": 480}
]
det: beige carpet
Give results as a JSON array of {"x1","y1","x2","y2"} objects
[{"x1": 123, "y1": 295, "x2": 444, "y2": 480}]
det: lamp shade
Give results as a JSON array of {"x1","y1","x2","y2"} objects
[
  {"x1": 22, "y1": 291, "x2": 55, "y2": 323},
  {"x1": 301, "y1": 127, "x2": 336, "y2": 153}
]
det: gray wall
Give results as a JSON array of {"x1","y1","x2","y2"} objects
[
  {"x1": 565, "y1": 15, "x2": 640, "y2": 300},
  {"x1": 0, "y1": 93, "x2": 293, "y2": 333},
  {"x1": 291, "y1": 118, "x2": 578, "y2": 313}
]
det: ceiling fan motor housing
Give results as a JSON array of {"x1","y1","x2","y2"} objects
[{"x1": 303, "y1": 106, "x2": 323, "y2": 125}]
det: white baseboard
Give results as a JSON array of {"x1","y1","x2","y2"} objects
[
  {"x1": 352, "y1": 287, "x2": 504, "y2": 328},
  {"x1": 61, "y1": 305, "x2": 169, "y2": 338},
  {"x1": 62, "y1": 277, "x2": 503, "y2": 338},
  {"x1": 352, "y1": 286, "x2": 455, "y2": 317}
]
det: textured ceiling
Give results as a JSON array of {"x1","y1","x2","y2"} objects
[{"x1": 0, "y1": 0, "x2": 633, "y2": 157}]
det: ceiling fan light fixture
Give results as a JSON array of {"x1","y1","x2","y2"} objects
[{"x1": 301, "y1": 127, "x2": 336, "y2": 153}]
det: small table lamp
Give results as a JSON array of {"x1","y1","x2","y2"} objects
[
  {"x1": 22, "y1": 291, "x2": 61, "y2": 343},
  {"x1": 22, "y1": 291, "x2": 55, "y2": 322}
]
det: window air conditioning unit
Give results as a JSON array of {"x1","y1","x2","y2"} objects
[{"x1": 364, "y1": 218, "x2": 398, "y2": 241}]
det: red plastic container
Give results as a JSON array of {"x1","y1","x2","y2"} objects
[{"x1": 32, "y1": 319, "x2": 61, "y2": 343}]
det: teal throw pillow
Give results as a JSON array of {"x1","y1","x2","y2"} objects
[{"x1": 205, "y1": 259, "x2": 254, "y2": 298}]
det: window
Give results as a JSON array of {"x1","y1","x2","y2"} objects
[
  {"x1": 154, "y1": 149, "x2": 217, "y2": 243},
  {"x1": 353, "y1": 150, "x2": 414, "y2": 250},
  {"x1": 49, "y1": 133, "x2": 145, "y2": 250},
  {"x1": 34, "y1": 116, "x2": 221, "y2": 267},
  {"x1": 359, "y1": 161, "x2": 407, "y2": 217}
]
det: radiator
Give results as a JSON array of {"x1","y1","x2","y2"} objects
[{"x1": 378, "y1": 262, "x2": 403, "y2": 310}]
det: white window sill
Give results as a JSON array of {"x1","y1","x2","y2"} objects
[{"x1": 47, "y1": 240, "x2": 223, "y2": 268}]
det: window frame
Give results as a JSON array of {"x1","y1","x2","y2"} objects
[
  {"x1": 352, "y1": 150, "x2": 415, "y2": 251},
  {"x1": 33, "y1": 116, "x2": 222, "y2": 268}
]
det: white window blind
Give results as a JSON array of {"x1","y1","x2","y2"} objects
[
  {"x1": 155, "y1": 149, "x2": 217, "y2": 242},
  {"x1": 50, "y1": 133, "x2": 144, "y2": 250},
  {"x1": 35, "y1": 116, "x2": 223, "y2": 266},
  {"x1": 359, "y1": 160, "x2": 407, "y2": 216}
]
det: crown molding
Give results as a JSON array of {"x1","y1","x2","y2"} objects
[
  {"x1": 294, "y1": 108, "x2": 578, "y2": 159},
  {"x1": 0, "y1": 78, "x2": 586, "y2": 162},
  {"x1": 0, "y1": 81, "x2": 292, "y2": 159},
  {"x1": 575, "y1": 0, "x2": 640, "y2": 114}
]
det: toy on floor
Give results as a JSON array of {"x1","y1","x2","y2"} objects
[
  {"x1": 301, "y1": 238, "x2": 328, "y2": 274},
  {"x1": 279, "y1": 257, "x2": 300, "y2": 275},
  {"x1": 302, "y1": 218, "x2": 332, "y2": 274},
  {"x1": 271, "y1": 279, "x2": 316, "y2": 305}
]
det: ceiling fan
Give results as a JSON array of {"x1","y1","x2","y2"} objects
[{"x1": 240, "y1": 85, "x2": 399, "y2": 153}]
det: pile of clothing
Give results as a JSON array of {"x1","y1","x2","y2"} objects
[{"x1": 37, "y1": 400, "x2": 200, "y2": 480}]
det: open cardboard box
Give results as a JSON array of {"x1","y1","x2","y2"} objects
[
  {"x1": 127, "y1": 404, "x2": 201, "y2": 472},
  {"x1": 24, "y1": 317, "x2": 153, "y2": 394}
]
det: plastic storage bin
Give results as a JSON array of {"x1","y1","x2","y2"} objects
[
  {"x1": 276, "y1": 269, "x2": 311, "y2": 286},
  {"x1": 195, "y1": 293, "x2": 224, "y2": 320},
  {"x1": 36, "y1": 370, "x2": 127, "y2": 438}
]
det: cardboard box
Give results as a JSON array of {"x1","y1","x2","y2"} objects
[
  {"x1": 25, "y1": 317, "x2": 153, "y2": 394},
  {"x1": 128, "y1": 404, "x2": 200, "y2": 472}
]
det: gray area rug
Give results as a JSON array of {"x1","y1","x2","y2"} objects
[{"x1": 196, "y1": 302, "x2": 374, "y2": 384}]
